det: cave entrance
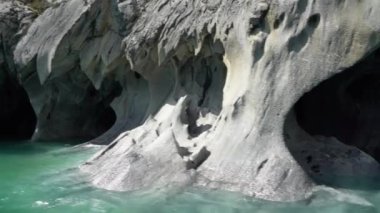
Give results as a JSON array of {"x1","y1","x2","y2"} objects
[
  {"x1": 30, "y1": 70, "x2": 121, "y2": 143},
  {"x1": 0, "y1": 69, "x2": 37, "y2": 141},
  {"x1": 285, "y1": 47, "x2": 380, "y2": 189},
  {"x1": 294, "y1": 48, "x2": 380, "y2": 162}
]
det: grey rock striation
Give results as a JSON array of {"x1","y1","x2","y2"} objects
[{"x1": 2, "y1": 0, "x2": 380, "y2": 201}]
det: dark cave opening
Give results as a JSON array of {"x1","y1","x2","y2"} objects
[
  {"x1": 31, "y1": 70, "x2": 121, "y2": 143},
  {"x1": 0, "y1": 69, "x2": 37, "y2": 141},
  {"x1": 0, "y1": 64, "x2": 120, "y2": 143},
  {"x1": 294, "y1": 48, "x2": 380, "y2": 162}
]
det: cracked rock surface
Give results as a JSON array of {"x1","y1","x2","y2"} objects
[{"x1": 2, "y1": 0, "x2": 380, "y2": 201}]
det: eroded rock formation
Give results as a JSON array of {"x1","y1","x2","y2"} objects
[
  {"x1": 287, "y1": 48, "x2": 380, "y2": 189},
  {"x1": 1, "y1": 0, "x2": 380, "y2": 201},
  {"x1": 13, "y1": 0, "x2": 120, "y2": 141}
]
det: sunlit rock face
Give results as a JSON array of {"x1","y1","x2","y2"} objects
[{"x1": 9, "y1": 0, "x2": 380, "y2": 201}]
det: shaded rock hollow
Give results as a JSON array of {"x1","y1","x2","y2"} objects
[
  {"x1": 0, "y1": 1, "x2": 36, "y2": 140},
  {"x1": 1, "y1": 0, "x2": 380, "y2": 201}
]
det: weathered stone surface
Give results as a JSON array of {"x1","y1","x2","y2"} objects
[
  {"x1": 5, "y1": 0, "x2": 380, "y2": 201},
  {"x1": 14, "y1": 0, "x2": 121, "y2": 141}
]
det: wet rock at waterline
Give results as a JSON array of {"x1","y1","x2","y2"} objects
[{"x1": 1, "y1": 0, "x2": 380, "y2": 201}]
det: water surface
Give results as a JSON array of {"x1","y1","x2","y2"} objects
[{"x1": 0, "y1": 141, "x2": 379, "y2": 213}]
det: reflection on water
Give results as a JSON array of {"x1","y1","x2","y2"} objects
[{"x1": 0, "y1": 141, "x2": 379, "y2": 213}]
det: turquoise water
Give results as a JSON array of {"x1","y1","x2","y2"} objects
[{"x1": 0, "y1": 142, "x2": 380, "y2": 213}]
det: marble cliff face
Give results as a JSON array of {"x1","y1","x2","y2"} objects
[{"x1": 1, "y1": 0, "x2": 380, "y2": 201}]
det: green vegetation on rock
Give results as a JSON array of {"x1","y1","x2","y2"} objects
[{"x1": 27, "y1": 0, "x2": 48, "y2": 14}]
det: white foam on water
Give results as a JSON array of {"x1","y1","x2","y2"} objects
[
  {"x1": 312, "y1": 185, "x2": 373, "y2": 207},
  {"x1": 35, "y1": 200, "x2": 49, "y2": 206}
]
